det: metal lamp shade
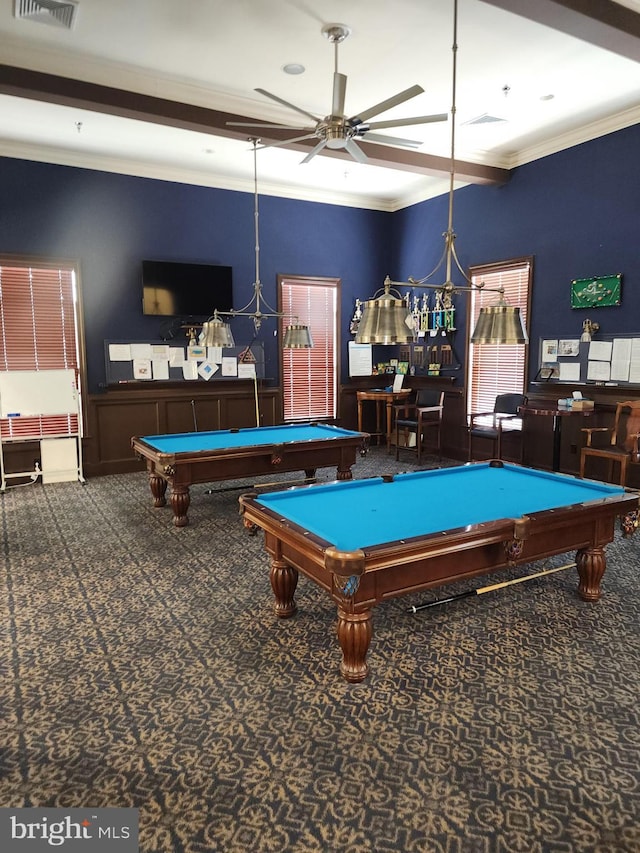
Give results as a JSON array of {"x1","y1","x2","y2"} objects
[
  {"x1": 470, "y1": 305, "x2": 528, "y2": 345},
  {"x1": 355, "y1": 295, "x2": 415, "y2": 345},
  {"x1": 283, "y1": 324, "x2": 314, "y2": 349},
  {"x1": 200, "y1": 318, "x2": 235, "y2": 347}
]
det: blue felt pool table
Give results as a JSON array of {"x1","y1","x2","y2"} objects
[
  {"x1": 239, "y1": 461, "x2": 639, "y2": 682},
  {"x1": 132, "y1": 422, "x2": 368, "y2": 526}
]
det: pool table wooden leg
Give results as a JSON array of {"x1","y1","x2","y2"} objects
[
  {"x1": 335, "y1": 465, "x2": 354, "y2": 481},
  {"x1": 336, "y1": 607, "x2": 372, "y2": 683},
  {"x1": 170, "y1": 485, "x2": 190, "y2": 527},
  {"x1": 148, "y1": 474, "x2": 167, "y2": 508},
  {"x1": 270, "y1": 557, "x2": 298, "y2": 617},
  {"x1": 576, "y1": 545, "x2": 606, "y2": 601}
]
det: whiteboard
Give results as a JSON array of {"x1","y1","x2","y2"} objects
[{"x1": 0, "y1": 370, "x2": 78, "y2": 418}]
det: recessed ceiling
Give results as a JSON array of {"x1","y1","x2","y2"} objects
[{"x1": 0, "y1": 0, "x2": 638, "y2": 211}]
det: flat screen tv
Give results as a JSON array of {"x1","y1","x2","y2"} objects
[{"x1": 142, "y1": 260, "x2": 233, "y2": 317}]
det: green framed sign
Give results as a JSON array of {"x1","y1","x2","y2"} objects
[{"x1": 571, "y1": 273, "x2": 621, "y2": 308}]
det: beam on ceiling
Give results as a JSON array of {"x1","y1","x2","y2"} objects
[
  {"x1": 479, "y1": 0, "x2": 640, "y2": 61},
  {"x1": 0, "y1": 64, "x2": 510, "y2": 187}
]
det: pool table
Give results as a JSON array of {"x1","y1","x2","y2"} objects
[
  {"x1": 239, "y1": 461, "x2": 639, "y2": 682},
  {"x1": 132, "y1": 422, "x2": 368, "y2": 527}
]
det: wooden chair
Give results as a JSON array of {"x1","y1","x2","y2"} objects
[
  {"x1": 580, "y1": 400, "x2": 640, "y2": 486},
  {"x1": 468, "y1": 393, "x2": 527, "y2": 461},
  {"x1": 395, "y1": 389, "x2": 444, "y2": 463}
]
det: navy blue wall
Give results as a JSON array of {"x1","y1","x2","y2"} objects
[
  {"x1": 0, "y1": 121, "x2": 638, "y2": 395},
  {"x1": 0, "y1": 158, "x2": 391, "y2": 393},
  {"x1": 393, "y1": 122, "x2": 640, "y2": 376}
]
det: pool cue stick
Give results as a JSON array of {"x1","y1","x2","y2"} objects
[
  {"x1": 253, "y1": 374, "x2": 260, "y2": 427},
  {"x1": 253, "y1": 476, "x2": 317, "y2": 490},
  {"x1": 191, "y1": 399, "x2": 198, "y2": 431},
  {"x1": 204, "y1": 476, "x2": 317, "y2": 495},
  {"x1": 408, "y1": 562, "x2": 576, "y2": 614},
  {"x1": 238, "y1": 339, "x2": 260, "y2": 427}
]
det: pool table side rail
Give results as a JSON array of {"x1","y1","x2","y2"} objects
[
  {"x1": 131, "y1": 432, "x2": 368, "y2": 466},
  {"x1": 134, "y1": 423, "x2": 368, "y2": 454}
]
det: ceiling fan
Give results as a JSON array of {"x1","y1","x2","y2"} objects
[{"x1": 227, "y1": 23, "x2": 448, "y2": 164}]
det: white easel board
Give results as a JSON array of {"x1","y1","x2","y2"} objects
[{"x1": 0, "y1": 370, "x2": 78, "y2": 417}]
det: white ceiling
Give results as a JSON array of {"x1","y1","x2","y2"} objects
[{"x1": 0, "y1": 0, "x2": 638, "y2": 211}]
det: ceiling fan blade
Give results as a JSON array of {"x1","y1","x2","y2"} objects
[
  {"x1": 358, "y1": 132, "x2": 423, "y2": 148},
  {"x1": 255, "y1": 88, "x2": 320, "y2": 123},
  {"x1": 351, "y1": 84, "x2": 425, "y2": 124},
  {"x1": 366, "y1": 113, "x2": 448, "y2": 130},
  {"x1": 227, "y1": 122, "x2": 310, "y2": 130},
  {"x1": 332, "y1": 72, "x2": 347, "y2": 116},
  {"x1": 345, "y1": 138, "x2": 369, "y2": 164},
  {"x1": 257, "y1": 134, "x2": 318, "y2": 150},
  {"x1": 300, "y1": 140, "x2": 328, "y2": 164}
]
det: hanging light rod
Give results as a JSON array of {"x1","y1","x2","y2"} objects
[
  {"x1": 354, "y1": 0, "x2": 527, "y2": 348},
  {"x1": 200, "y1": 138, "x2": 313, "y2": 349}
]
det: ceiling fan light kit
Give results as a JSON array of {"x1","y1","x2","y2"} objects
[{"x1": 227, "y1": 20, "x2": 447, "y2": 164}]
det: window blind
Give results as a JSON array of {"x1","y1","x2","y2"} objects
[
  {"x1": 467, "y1": 261, "x2": 531, "y2": 417},
  {"x1": 280, "y1": 278, "x2": 338, "y2": 422},
  {"x1": 0, "y1": 263, "x2": 81, "y2": 439}
]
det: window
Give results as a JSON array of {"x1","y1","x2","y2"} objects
[
  {"x1": 0, "y1": 258, "x2": 85, "y2": 439},
  {"x1": 467, "y1": 258, "x2": 532, "y2": 416},
  {"x1": 279, "y1": 275, "x2": 339, "y2": 422}
]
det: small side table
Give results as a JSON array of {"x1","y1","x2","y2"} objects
[
  {"x1": 519, "y1": 404, "x2": 593, "y2": 472},
  {"x1": 357, "y1": 389, "x2": 411, "y2": 450}
]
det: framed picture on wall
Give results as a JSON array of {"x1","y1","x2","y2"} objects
[{"x1": 571, "y1": 274, "x2": 622, "y2": 308}]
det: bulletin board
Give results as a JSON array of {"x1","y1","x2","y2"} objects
[
  {"x1": 0, "y1": 369, "x2": 78, "y2": 417},
  {"x1": 104, "y1": 340, "x2": 265, "y2": 385},
  {"x1": 536, "y1": 334, "x2": 640, "y2": 386}
]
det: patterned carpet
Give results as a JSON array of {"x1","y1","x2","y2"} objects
[{"x1": 1, "y1": 448, "x2": 640, "y2": 853}]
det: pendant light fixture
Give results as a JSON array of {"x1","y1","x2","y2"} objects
[
  {"x1": 200, "y1": 312, "x2": 236, "y2": 347},
  {"x1": 201, "y1": 138, "x2": 313, "y2": 349},
  {"x1": 355, "y1": 0, "x2": 527, "y2": 347}
]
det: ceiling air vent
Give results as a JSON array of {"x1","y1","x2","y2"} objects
[
  {"x1": 463, "y1": 114, "x2": 507, "y2": 126},
  {"x1": 14, "y1": 0, "x2": 78, "y2": 29}
]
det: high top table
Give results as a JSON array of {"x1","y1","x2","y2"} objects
[{"x1": 357, "y1": 388, "x2": 411, "y2": 449}]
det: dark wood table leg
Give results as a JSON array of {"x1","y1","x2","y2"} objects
[
  {"x1": 576, "y1": 546, "x2": 606, "y2": 601},
  {"x1": 170, "y1": 485, "x2": 190, "y2": 527},
  {"x1": 270, "y1": 557, "x2": 298, "y2": 617},
  {"x1": 335, "y1": 463, "x2": 353, "y2": 480},
  {"x1": 148, "y1": 474, "x2": 168, "y2": 507},
  {"x1": 336, "y1": 607, "x2": 372, "y2": 682}
]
